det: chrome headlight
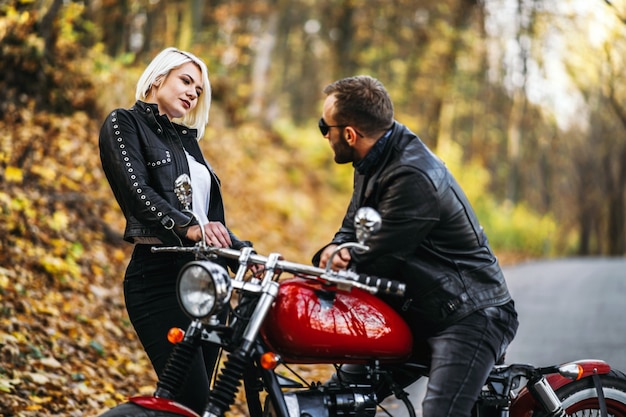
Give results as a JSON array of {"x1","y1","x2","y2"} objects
[{"x1": 177, "y1": 261, "x2": 232, "y2": 320}]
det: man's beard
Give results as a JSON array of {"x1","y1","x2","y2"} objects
[{"x1": 333, "y1": 135, "x2": 355, "y2": 164}]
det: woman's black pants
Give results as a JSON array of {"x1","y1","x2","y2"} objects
[{"x1": 123, "y1": 244, "x2": 221, "y2": 414}]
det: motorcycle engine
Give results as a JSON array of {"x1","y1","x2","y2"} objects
[{"x1": 264, "y1": 386, "x2": 378, "y2": 417}]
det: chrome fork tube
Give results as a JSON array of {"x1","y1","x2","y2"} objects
[{"x1": 240, "y1": 280, "x2": 279, "y2": 354}]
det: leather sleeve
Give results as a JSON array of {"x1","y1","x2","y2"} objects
[
  {"x1": 98, "y1": 109, "x2": 192, "y2": 238},
  {"x1": 349, "y1": 166, "x2": 439, "y2": 274}
]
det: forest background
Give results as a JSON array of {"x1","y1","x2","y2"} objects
[{"x1": 1, "y1": 0, "x2": 625, "y2": 416}]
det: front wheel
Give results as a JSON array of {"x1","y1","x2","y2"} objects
[
  {"x1": 97, "y1": 402, "x2": 187, "y2": 417},
  {"x1": 554, "y1": 370, "x2": 626, "y2": 417}
]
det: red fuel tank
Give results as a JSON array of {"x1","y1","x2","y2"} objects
[{"x1": 260, "y1": 277, "x2": 413, "y2": 364}]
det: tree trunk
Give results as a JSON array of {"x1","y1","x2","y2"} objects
[
  {"x1": 39, "y1": 0, "x2": 63, "y2": 62},
  {"x1": 330, "y1": 0, "x2": 358, "y2": 80},
  {"x1": 506, "y1": 87, "x2": 525, "y2": 204},
  {"x1": 427, "y1": 0, "x2": 478, "y2": 150},
  {"x1": 177, "y1": 0, "x2": 195, "y2": 51},
  {"x1": 249, "y1": 7, "x2": 279, "y2": 123},
  {"x1": 603, "y1": 132, "x2": 626, "y2": 256}
]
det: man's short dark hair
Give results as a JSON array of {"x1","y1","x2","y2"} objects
[{"x1": 323, "y1": 75, "x2": 394, "y2": 136}]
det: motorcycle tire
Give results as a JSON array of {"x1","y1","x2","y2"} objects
[
  {"x1": 551, "y1": 370, "x2": 626, "y2": 417},
  {"x1": 97, "y1": 402, "x2": 186, "y2": 417}
]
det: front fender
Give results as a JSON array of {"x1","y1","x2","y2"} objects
[
  {"x1": 510, "y1": 360, "x2": 612, "y2": 417},
  {"x1": 129, "y1": 396, "x2": 201, "y2": 417}
]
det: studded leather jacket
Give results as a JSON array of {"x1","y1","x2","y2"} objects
[
  {"x1": 99, "y1": 100, "x2": 250, "y2": 249},
  {"x1": 314, "y1": 122, "x2": 514, "y2": 332}
]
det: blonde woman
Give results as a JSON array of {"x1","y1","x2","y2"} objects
[{"x1": 99, "y1": 47, "x2": 253, "y2": 413}]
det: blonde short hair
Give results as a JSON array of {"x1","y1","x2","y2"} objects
[{"x1": 136, "y1": 47, "x2": 211, "y2": 139}]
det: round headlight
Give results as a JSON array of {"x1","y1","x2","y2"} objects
[{"x1": 177, "y1": 261, "x2": 232, "y2": 319}]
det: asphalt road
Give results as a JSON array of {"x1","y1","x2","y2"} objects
[
  {"x1": 505, "y1": 257, "x2": 626, "y2": 371},
  {"x1": 382, "y1": 257, "x2": 626, "y2": 416}
]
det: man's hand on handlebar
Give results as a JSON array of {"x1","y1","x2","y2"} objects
[{"x1": 319, "y1": 244, "x2": 351, "y2": 271}]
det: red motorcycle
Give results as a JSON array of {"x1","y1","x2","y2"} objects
[{"x1": 98, "y1": 176, "x2": 626, "y2": 417}]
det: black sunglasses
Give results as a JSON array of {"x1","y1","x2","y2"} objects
[
  {"x1": 318, "y1": 118, "x2": 346, "y2": 136},
  {"x1": 318, "y1": 118, "x2": 364, "y2": 137}
]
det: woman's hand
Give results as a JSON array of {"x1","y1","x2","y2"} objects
[{"x1": 185, "y1": 222, "x2": 232, "y2": 247}]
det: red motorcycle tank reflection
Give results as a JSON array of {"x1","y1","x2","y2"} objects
[{"x1": 261, "y1": 277, "x2": 413, "y2": 363}]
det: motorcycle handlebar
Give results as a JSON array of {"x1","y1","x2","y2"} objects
[
  {"x1": 354, "y1": 273, "x2": 406, "y2": 297},
  {"x1": 152, "y1": 245, "x2": 405, "y2": 296}
]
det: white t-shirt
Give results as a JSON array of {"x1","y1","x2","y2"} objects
[{"x1": 185, "y1": 150, "x2": 211, "y2": 226}]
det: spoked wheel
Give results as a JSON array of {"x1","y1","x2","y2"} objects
[{"x1": 555, "y1": 370, "x2": 626, "y2": 417}]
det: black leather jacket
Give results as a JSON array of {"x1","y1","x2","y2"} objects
[
  {"x1": 99, "y1": 100, "x2": 250, "y2": 250},
  {"x1": 314, "y1": 122, "x2": 513, "y2": 331}
]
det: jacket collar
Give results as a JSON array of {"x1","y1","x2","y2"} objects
[
  {"x1": 132, "y1": 100, "x2": 198, "y2": 140},
  {"x1": 354, "y1": 125, "x2": 394, "y2": 175}
]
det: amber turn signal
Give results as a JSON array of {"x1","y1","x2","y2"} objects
[
  {"x1": 167, "y1": 327, "x2": 185, "y2": 344},
  {"x1": 558, "y1": 363, "x2": 584, "y2": 380},
  {"x1": 260, "y1": 352, "x2": 281, "y2": 370}
]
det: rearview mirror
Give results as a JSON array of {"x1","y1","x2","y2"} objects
[
  {"x1": 354, "y1": 207, "x2": 381, "y2": 245},
  {"x1": 174, "y1": 174, "x2": 193, "y2": 211}
]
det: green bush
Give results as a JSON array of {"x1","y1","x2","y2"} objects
[{"x1": 438, "y1": 141, "x2": 556, "y2": 259}]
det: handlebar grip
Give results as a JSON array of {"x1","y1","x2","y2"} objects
[{"x1": 356, "y1": 274, "x2": 405, "y2": 296}]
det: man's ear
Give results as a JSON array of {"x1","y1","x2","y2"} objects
[{"x1": 344, "y1": 127, "x2": 357, "y2": 145}]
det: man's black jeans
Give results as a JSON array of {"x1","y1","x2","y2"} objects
[{"x1": 422, "y1": 301, "x2": 518, "y2": 417}]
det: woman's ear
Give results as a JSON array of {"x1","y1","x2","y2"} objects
[{"x1": 153, "y1": 75, "x2": 164, "y2": 88}]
